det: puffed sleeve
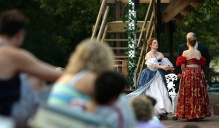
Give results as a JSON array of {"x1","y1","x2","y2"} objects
[
  {"x1": 160, "y1": 58, "x2": 173, "y2": 67},
  {"x1": 200, "y1": 56, "x2": 206, "y2": 67},
  {"x1": 145, "y1": 58, "x2": 159, "y2": 71},
  {"x1": 176, "y1": 56, "x2": 186, "y2": 66}
]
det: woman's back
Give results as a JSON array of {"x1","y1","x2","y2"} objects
[
  {"x1": 183, "y1": 49, "x2": 201, "y2": 67},
  {"x1": 183, "y1": 49, "x2": 201, "y2": 60}
]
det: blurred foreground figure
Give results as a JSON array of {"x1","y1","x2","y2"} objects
[
  {"x1": 132, "y1": 96, "x2": 165, "y2": 128},
  {"x1": 86, "y1": 71, "x2": 137, "y2": 128},
  {"x1": 0, "y1": 9, "x2": 62, "y2": 125},
  {"x1": 48, "y1": 39, "x2": 115, "y2": 107}
]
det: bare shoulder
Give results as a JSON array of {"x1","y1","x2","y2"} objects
[
  {"x1": 182, "y1": 50, "x2": 188, "y2": 56},
  {"x1": 9, "y1": 48, "x2": 37, "y2": 63},
  {"x1": 145, "y1": 52, "x2": 151, "y2": 60},
  {"x1": 158, "y1": 52, "x2": 164, "y2": 58},
  {"x1": 0, "y1": 47, "x2": 25, "y2": 79},
  {"x1": 56, "y1": 73, "x2": 74, "y2": 84},
  {"x1": 195, "y1": 49, "x2": 201, "y2": 56},
  {"x1": 73, "y1": 72, "x2": 97, "y2": 93},
  {"x1": 0, "y1": 46, "x2": 22, "y2": 61},
  {"x1": 0, "y1": 46, "x2": 32, "y2": 59}
]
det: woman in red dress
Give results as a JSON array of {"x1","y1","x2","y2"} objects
[{"x1": 175, "y1": 35, "x2": 211, "y2": 121}]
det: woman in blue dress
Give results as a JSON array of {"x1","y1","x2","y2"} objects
[{"x1": 126, "y1": 38, "x2": 174, "y2": 119}]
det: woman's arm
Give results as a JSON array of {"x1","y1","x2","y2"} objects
[
  {"x1": 13, "y1": 49, "x2": 62, "y2": 82},
  {"x1": 159, "y1": 52, "x2": 174, "y2": 72},
  {"x1": 145, "y1": 53, "x2": 150, "y2": 61},
  {"x1": 181, "y1": 64, "x2": 186, "y2": 71},
  {"x1": 155, "y1": 65, "x2": 169, "y2": 71}
]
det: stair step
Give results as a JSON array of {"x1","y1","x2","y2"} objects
[
  {"x1": 107, "y1": 21, "x2": 145, "y2": 33},
  {"x1": 112, "y1": 47, "x2": 142, "y2": 50},
  {"x1": 114, "y1": 56, "x2": 128, "y2": 59},
  {"x1": 104, "y1": 39, "x2": 142, "y2": 42},
  {"x1": 112, "y1": 47, "x2": 127, "y2": 50},
  {"x1": 104, "y1": 39, "x2": 128, "y2": 42},
  {"x1": 114, "y1": 64, "x2": 123, "y2": 67},
  {"x1": 101, "y1": 0, "x2": 170, "y2": 4}
]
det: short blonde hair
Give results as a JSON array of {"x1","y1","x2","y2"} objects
[
  {"x1": 65, "y1": 38, "x2": 114, "y2": 74},
  {"x1": 132, "y1": 95, "x2": 154, "y2": 121}
]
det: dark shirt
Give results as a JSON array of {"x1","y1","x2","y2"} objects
[{"x1": 0, "y1": 75, "x2": 21, "y2": 116}]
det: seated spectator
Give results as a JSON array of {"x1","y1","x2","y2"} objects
[
  {"x1": 146, "y1": 95, "x2": 160, "y2": 124},
  {"x1": 0, "y1": 9, "x2": 62, "y2": 126},
  {"x1": 86, "y1": 71, "x2": 137, "y2": 128},
  {"x1": 48, "y1": 39, "x2": 114, "y2": 107},
  {"x1": 132, "y1": 96, "x2": 165, "y2": 128}
]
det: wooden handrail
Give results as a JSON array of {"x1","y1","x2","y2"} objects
[
  {"x1": 91, "y1": 0, "x2": 107, "y2": 40},
  {"x1": 136, "y1": 0, "x2": 154, "y2": 71},
  {"x1": 136, "y1": 0, "x2": 156, "y2": 86},
  {"x1": 137, "y1": 0, "x2": 153, "y2": 46},
  {"x1": 97, "y1": 6, "x2": 109, "y2": 40},
  {"x1": 101, "y1": 24, "x2": 108, "y2": 42}
]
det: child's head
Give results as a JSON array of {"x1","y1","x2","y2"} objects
[
  {"x1": 93, "y1": 71, "x2": 127, "y2": 105},
  {"x1": 145, "y1": 95, "x2": 157, "y2": 107},
  {"x1": 132, "y1": 95, "x2": 154, "y2": 121}
]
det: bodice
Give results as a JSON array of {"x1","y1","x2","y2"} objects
[
  {"x1": 186, "y1": 58, "x2": 200, "y2": 65},
  {"x1": 176, "y1": 56, "x2": 206, "y2": 67}
]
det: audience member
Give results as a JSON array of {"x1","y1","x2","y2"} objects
[
  {"x1": 146, "y1": 95, "x2": 160, "y2": 124},
  {"x1": 0, "y1": 9, "x2": 62, "y2": 126},
  {"x1": 48, "y1": 39, "x2": 114, "y2": 107},
  {"x1": 86, "y1": 71, "x2": 137, "y2": 128},
  {"x1": 132, "y1": 95, "x2": 165, "y2": 128}
]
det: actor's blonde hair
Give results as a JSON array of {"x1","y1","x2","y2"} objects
[{"x1": 65, "y1": 38, "x2": 114, "y2": 74}]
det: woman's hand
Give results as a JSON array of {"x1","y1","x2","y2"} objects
[
  {"x1": 161, "y1": 65, "x2": 169, "y2": 71},
  {"x1": 177, "y1": 74, "x2": 182, "y2": 79},
  {"x1": 160, "y1": 65, "x2": 175, "y2": 72},
  {"x1": 169, "y1": 66, "x2": 175, "y2": 72}
]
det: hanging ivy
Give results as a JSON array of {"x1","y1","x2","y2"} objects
[{"x1": 122, "y1": 0, "x2": 140, "y2": 89}]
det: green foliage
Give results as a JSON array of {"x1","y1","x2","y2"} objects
[
  {"x1": 174, "y1": 0, "x2": 219, "y2": 52},
  {"x1": 0, "y1": 0, "x2": 99, "y2": 67},
  {"x1": 122, "y1": 0, "x2": 140, "y2": 89}
]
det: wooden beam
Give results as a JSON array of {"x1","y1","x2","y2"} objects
[
  {"x1": 191, "y1": 0, "x2": 205, "y2": 8},
  {"x1": 162, "y1": 0, "x2": 195, "y2": 23},
  {"x1": 100, "y1": 0, "x2": 170, "y2": 3},
  {"x1": 180, "y1": 5, "x2": 194, "y2": 16},
  {"x1": 173, "y1": 13, "x2": 184, "y2": 21}
]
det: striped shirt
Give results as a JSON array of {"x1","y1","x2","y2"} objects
[{"x1": 48, "y1": 71, "x2": 90, "y2": 107}]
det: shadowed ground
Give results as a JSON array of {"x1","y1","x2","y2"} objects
[{"x1": 161, "y1": 94, "x2": 219, "y2": 128}]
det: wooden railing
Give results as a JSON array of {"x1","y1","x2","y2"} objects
[
  {"x1": 91, "y1": 0, "x2": 109, "y2": 40},
  {"x1": 136, "y1": 0, "x2": 156, "y2": 85}
]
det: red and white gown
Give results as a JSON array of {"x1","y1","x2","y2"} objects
[{"x1": 175, "y1": 56, "x2": 211, "y2": 120}]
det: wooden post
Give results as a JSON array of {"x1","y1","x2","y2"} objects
[
  {"x1": 122, "y1": 60, "x2": 127, "y2": 78},
  {"x1": 116, "y1": 0, "x2": 121, "y2": 55},
  {"x1": 169, "y1": 20, "x2": 174, "y2": 62},
  {"x1": 156, "y1": 0, "x2": 161, "y2": 47}
]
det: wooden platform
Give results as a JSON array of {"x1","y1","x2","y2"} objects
[{"x1": 162, "y1": 94, "x2": 219, "y2": 128}]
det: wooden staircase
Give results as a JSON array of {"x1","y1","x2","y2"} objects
[
  {"x1": 92, "y1": 0, "x2": 160, "y2": 86},
  {"x1": 92, "y1": 0, "x2": 206, "y2": 88}
]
